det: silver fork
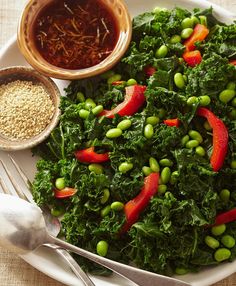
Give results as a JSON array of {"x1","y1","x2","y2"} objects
[{"x1": 0, "y1": 156, "x2": 95, "y2": 286}]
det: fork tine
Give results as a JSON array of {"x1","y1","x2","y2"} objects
[{"x1": 0, "y1": 177, "x2": 9, "y2": 194}]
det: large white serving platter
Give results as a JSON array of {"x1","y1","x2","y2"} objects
[{"x1": 0, "y1": 0, "x2": 235, "y2": 285}]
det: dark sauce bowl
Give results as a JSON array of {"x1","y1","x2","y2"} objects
[{"x1": 17, "y1": 0, "x2": 132, "y2": 80}]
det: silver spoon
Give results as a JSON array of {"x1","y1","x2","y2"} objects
[{"x1": 0, "y1": 193, "x2": 190, "y2": 286}]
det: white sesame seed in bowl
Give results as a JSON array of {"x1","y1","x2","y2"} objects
[{"x1": 0, "y1": 66, "x2": 61, "y2": 151}]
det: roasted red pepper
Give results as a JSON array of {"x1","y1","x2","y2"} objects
[
  {"x1": 229, "y1": 60, "x2": 236, "y2": 66},
  {"x1": 184, "y1": 24, "x2": 209, "y2": 52},
  {"x1": 144, "y1": 66, "x2": 156, "y2": 77},
  {"x1": 121, "y1": 173, "x2": 159, "y2": 233},
  {"x1": 99, "y1": 85, "x2": 146, "y2": 118},
  {"x1": 54, "y1": 187, "x2": 77, "y2": 198},
  {"x1": 183, "y1": 50, "x2": 202, "y2": 67},
  {"x1": 163, "y1": 118, "x2": 180, "y2": 127},
  {"x1": 197, "y1": 107, "x2": 228, "y2": 172},
  {"x1": 111, "y1": 80, "x2": 126, "y2": 86},
  {"x1": 75, "y1": 147, "x2": 109, "y2": 163},
  {"x1": 214, "y1": 209, "x2": 236, "y2": 226}
]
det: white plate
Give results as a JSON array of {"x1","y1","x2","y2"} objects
[{"x1": 0, "y1": 0, "x2": 235, "y2": 285}]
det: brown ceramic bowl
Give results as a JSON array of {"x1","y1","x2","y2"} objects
[
  {"x1": 0, "y1": 66, "x2": 61, "y2": 151},
  {"x1": 17, "y1": 0, "x2": 132, "y2": 80}
]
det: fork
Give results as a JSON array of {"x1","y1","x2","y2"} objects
[{"x1": 0, "y1": 156, "x2": 95, "y2": 286}]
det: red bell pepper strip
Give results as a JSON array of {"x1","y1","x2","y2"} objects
[
  {"x1": 184, "y1": 24, "x2": 209, "y2": 52},
  {"x1": 54, "y1": 187, "x2": 77, "y2": 199},
  {"x1": 197, "y1": 107, "x2": 228, "y2": 172},
  {"x1": 121, "y1": 173, "x2": 159, "y2": 233},
  {"x1": 183, "y1": 50, "x2": 202, "y2": 67},
  {"x1": 214, "y1": 209, "x2": 236, "y2": 226},
  {"x1": 229, "y1": 60, "x2": 236, "y2": 66},
  {"x1": 75, "y1": 147, "x2": 109, "y2": 163},
  {"x1": 144, "y1": 66, "x2": 156, "y2": 77},
  {"x1": 163, "y1": 118, "x2": 180, "y2": 127},
  {"x1": 112, "y1": 81, "x2": 126, "y2": 86},
  {"x1": 99, "y1": 85, "x2": 146, "y2": 118}
]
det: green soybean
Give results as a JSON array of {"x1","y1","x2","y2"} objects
[
  {"x1": 106, "y1": 128, "x2": 122, "y2": 138},
  {"x1": 170, "y1": 35, "x2": 181, "y2": 44},
  {"x1": 181, "y1": 17, "x2": 194, "y2": 29},
  {"x1": 101, "y1": 70, "x2": 115, "y2": 79},
  {"x1": 199, "y1": 95, "x2": 211, "y2": 106},
  {"x1": 117, "y1": 119, "x2": 132, "y2": 130},
  {"x1": 55, "y1": 177, "x2": 65, "y2": 190},
  {"x1": 92, "y1": 105, "x2": 103, "y2": 115},
  {"x1": 144, "y1": 124, "x2": 154, "y2": 139},
  {"x1": 205, "y1": 235, "x2": 220, "y2": 249},
  {"x1": 76, "y1": 92, "x2": 85, "y2": 102},
  {"x1": 126, "y1": 78, "x2": 137, "y2": 86},
  {"x1": 101, "y1": 205, "x2": 111, "y2": 217},
  {"x1": 174, "y1": 73, "x2": 185, "y2": 89},
  {"x1": 88, "y1": 164, "x2": 103, "y2": 174},
  {"x1": 219, "y1": 89, "x2": 236, "y2": 103},
  {"x1": 170, "y1": 171, "x2": 179, "y2": 184},
  {"x1": 85, "y1": 98, "x2": 96, "y2": 110},
  {"x1": 219, "y1": 189, "x2": 230, "y2": 203},
  {"x1": 158, "y1": 184, "x2": 167, "y2": 194},
  {"x1": 227, "y1": 82, "x2": 236, "y2": 90},
  {"x1": 79, "y1": 109, "x2": 90, "y2": 119},
  {"x1": 229, "y1": 108, "x2": 236, "y2": 119},
  {"x1": 175, "y1": 268, "x2": 188, "y2": 275},
  {"x1": 204, "y1": 120, "x2": 212, "y2": 131},
  {"x1": 221, "y1": 235, "x2": 236, "y2": 248},
  {"x1": 181, "y1": 135, "x2": 190, "y2": 146},
  {"x1": 159, "y1": 158, "x2": 173, "y2": 167},
  {"x1": 187, "y1": 96, "x2": 197, "y2": 105},
  {"x1": 199, "y1": 15, "x2": 207, "y2": 26},
  {"x1": 231, "y1": 160, "x2": 236, "y2": 169},
  {"x1": 186, "y1": 140, "x2": 199, "y2": 149},
  {"x1": 153, "y1": 7, "x2": 168, "y2": 13},
  {"x1": 107, "y1": 74, "x2": 122, "y2": 85},
  {"x1": 111, "y1": 201, "x2": 124, "y2": 211},
  {"x1": 142, "y1": 166, "x2": 153, "y2": 176},
  {"x1": 181, "y1": 28, "x2": 193, "y2": 39},
  {"x1": 161, "y1": 167, "x2": 171, "y2": 184},
  {"x1": 51, "y1": 206, "x2": 65, "y2": 217},
  {"x1": 188, "y1": 130, "x2": 203, "y2": 143},
  {"x1": 232, "y1": 98, "x2": 236, "y2": 107},
  {"x1": 119, "y1": 162, "x2": 133, "y2": 173},
  {"x1": 191, "y1": 15, "x2": 199, "y2": 25},
  {"x1": 155, "y1": 45, "x2": 168, "y2": 58},
  {"x1": 146, "y1": 116, "x2": 160, "y2": 125},
  {"x1": 96, "y1": 241, "x2": 109, "y2": 257},
  {"x1": 214, "y1": 248, "x2": 231, "y2": 262},
  {"x1": 211, "y1": 224, "x2": 226, "y2": 236},
  {"x1": 195, "y1": 146, "x2": 206, "y2": 157},
  {"x1": 149, "y1": 157, "x2": 160, "y2": 172},
  {"x1": 101, "y1": 189, "x2": 110, "y2": 204},
  {"x1": 183, "y1": 75, "x2": 188, "y2": 83}
]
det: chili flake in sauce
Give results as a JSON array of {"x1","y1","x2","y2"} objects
[{"x1": 33, "y1": 0, "x2": 119, "y2": 70}]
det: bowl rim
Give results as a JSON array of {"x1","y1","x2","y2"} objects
[{"x1": 17, "y1": 0, "x2": 132, "y2": 80}]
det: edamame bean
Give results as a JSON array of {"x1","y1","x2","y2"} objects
[
  {"x1": 101, "y1": 205, "x2": 111, "y2": 217},
  {"x1": 186, "y1": 140, "x2": 199, "y2": 149},
  {"x1": 181, "y1": 17, "x2": 194, "y2": 29},
  {"x1": 117, "y1": 119, "x2": 132, "y2": 130},
  {"x1": 170, "y1": 35, "x2": 181, "y2": 44},
  {"x1": 204, "y1": 120, "x2": 212, "y2": 131},
  {"x1": 97, "y1": 240, "x2": 109, "y2": 257},
  {"x1": 111, "y1": 201, "x2": 124, "y2": 211},
  {"x1": 101, "y1": 189, "x2": 110, "y2": 204},
  {"x1": 106, "y1": 128, "x2": 122, "y2": 138},
  {"x1": 229, "y1": 108, "x2": 236, "y2": 119},
  {"x1": 211, "y1": 224, "x2": 226, "y2": 236},
  {"x1": 119, "y1": 162, "x2": 133, "y2": 173},
  {"x1": 179, "y1": 57, "x2": 184, "y2": 64},
  {"x1": 219, "y1": 189, "x2": 230, "y2": 203},
  {"x1": 85, "y1": 98, "x2": 96, "y2": 109},
  {"x1": 89, "y1": 163, "x2": 103, "y2": 174},
  {"x1": 188, "y1": 130, "x2": 203, "y2": 143},
  {"x1": 232, "y1": 98, "x2": 236, "y2": 107},
  {"x1": 183, "y1": 75, "x2": 188, "y2": 83},
  {"x1": 153, "y1": 7, "x2": 168, "y2": 13},
  {"x1": 79, "y1": 109, "x2": 90, "y2": 119},
  {"x1": 214, "y1": 248, "x2": 231, "y2": 262},
  {"x1": 205, "y1": 235, "x2": 220, "y2": 249},
  {"x1": 126, "y1": 78, "x2": 137, "y2": 86},
  {"x1": 175, "y1": 268, "x2": 188, "y2": 275},
  {"x1": 101, "y1": 70, "x2": 115, "y2": 79},
  {"x1": 187, "y1": 96, "x2": 197, "y2": 105},
  {"x1": 107, "y1": 74, "x2": 122, "y2": 85},
  {"x1": 199, "y1": 95, "x2": 211, "y2": 106},
  {"x1": 142, "y1": 166, "x2": 153, "y2": 176},
  {"x1": 231, "y1": 160, "x2": 236, "y2": 169},
  {"x1": 174, "y1": 73, "x2": 185, "y2": 89},
  {"x1": 170, "y1": 170, "x2": 179, "y2": 184},
  {"x1": 149, "y1": 157, "x2": 160, "y2": 172},
  {"x1": 159, "y1": 158, "x2": 173, "y2": 167},
  {"x1": 221, "y1": 235, "x2": 235, "y2": 248},
  {"x1": 158, "y1": 184, "x2": 167, "y2": 194},
  {"x1": 144, "y1": 124, "x2": 154, "y2": 139},
  {"x1": 156, "y1": 45, "x2": 168, "y2": 58},
  {"x1": 92, "y1": 105, "x2": 104, "y2": 115},
  {"x1": 161, "y1": 167, "x2": 171, "y2": 184},
  {"x1": 51, "y1": 206, "x2": 64, "y2": 217},
  {"x1": 76, "y1": 92, "x2": 85, "y2": 102},
  {"x1": 199, "y1": 15, "x2": 207, "y2": 26},
  {"x1": 146, "y1": 116, "x2": 160, "y2": 125},
  {"x1": 181, "y1": 28, "x2": 193, "y2": 39},
  {"x1": 181, "y1": 135, "x2": 190, "y2": 146},
  {"x1": 219, "y1": 89, "x2": 236, "y2": 103},
  {"x1": 195, "y1": 146, "x2": 206, "y2": 157},
  {"x1": 191, "y1": 15, "x2": 199, "y2": 25},
  {"x1": 55, "y1": 177, "x2": 65, "y2": 190},
  {"x1": 227, "y1": 82, "x2": 235, "y2": 90}
]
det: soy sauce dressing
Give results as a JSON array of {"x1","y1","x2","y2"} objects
[{"x1": 33, "y1": 0, "x2": 119, "y2": 70}]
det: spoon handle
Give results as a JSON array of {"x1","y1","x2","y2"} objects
[{"x1": 49, "y1": 236, "x2": 191, "y2": 286}]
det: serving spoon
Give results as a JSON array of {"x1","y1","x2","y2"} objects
[{"x1": 0, "y1": 193, "x2": 190, "y2": 286}]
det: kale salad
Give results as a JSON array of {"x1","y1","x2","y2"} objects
[{"x1": 32, "y1": 6, "x2": 236, "y2": 276}]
